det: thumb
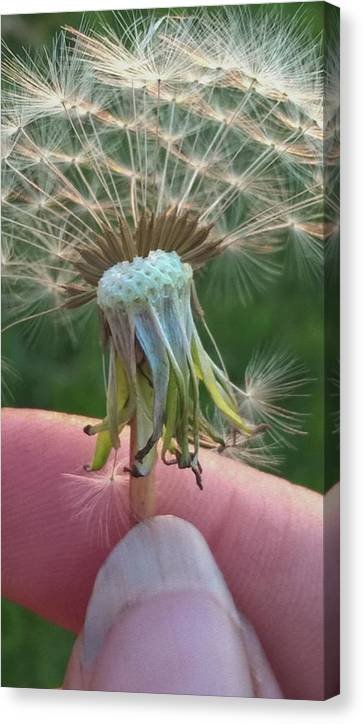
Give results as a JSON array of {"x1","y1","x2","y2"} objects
[{"x1": 63, "y1": 515, "x2": 282, "y2": 697}]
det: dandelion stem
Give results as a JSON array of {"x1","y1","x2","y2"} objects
[{"x1": 128, "y1": 416, "x2": 156, "y2": 522}]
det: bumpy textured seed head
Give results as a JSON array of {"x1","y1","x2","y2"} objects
[{"x1": 97, "y1": 249, "x2": 192, "y2": 310}]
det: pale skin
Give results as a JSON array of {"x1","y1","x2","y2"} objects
[{"x1": 1, "y1": 408, "x2": 339, "y2": 700}]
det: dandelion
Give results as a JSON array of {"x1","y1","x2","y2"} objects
[{"x1": 2, "y1": 7, "x2": 326, "y2": 519}]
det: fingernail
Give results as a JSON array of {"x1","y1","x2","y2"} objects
[
  {"x1": 85, "y1": 515, "x2": 241, "y2": 669},
  {"x1": 64, "y1": 515, "x2": 279, "y2": 696}
]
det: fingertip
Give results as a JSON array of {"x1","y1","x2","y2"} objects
[
  {"x1": 85, "y1": 592, "x2": 255, "y2": 696},
  {"x1": 64, "y1": 516, "x2": 280, "y2": 696}
]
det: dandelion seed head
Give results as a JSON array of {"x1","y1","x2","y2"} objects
[
  {"x1": 97, "y1": 250, "x2": 191, "y2": 311},
  {"x1": 2, "y1": 6, "x2": 327, "y2": 481}
]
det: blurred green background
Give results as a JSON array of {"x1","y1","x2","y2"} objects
[{"x1": 1, "y1": 2, "x2": 339, "y2": 690}]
